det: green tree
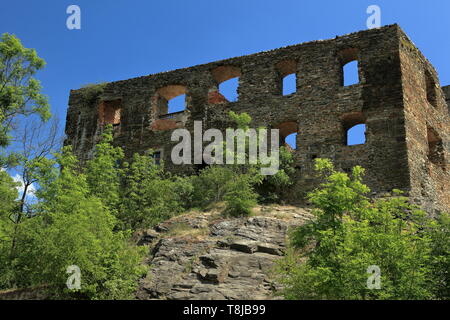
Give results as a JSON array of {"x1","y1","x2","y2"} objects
[
  {"x1": 0, "y1": 146, "x2": 146, "y2": 299},
  {"x1": 119, "y1": 151, "x2": 191, "y2": 229},
  {"x1": 0, "y1": 33, "x2": 50, "y2": 147},
  {"x1": 85, "y1": 125, "x2": 124, "y2": 217},
  {"x1": 84, "y1": 126, "x2": 192, "y2": 230},
  {"x1": 222, "y1": 112, "x2": 263, "y2": 216},
  {"x1": 191, "y1": 165, "x2": 235, "y2": 207},
  {"x1": 257, "y1": 145, "x2": 295, "y2": 203},
  {"x1": 0, "y1": 170, "x2": 19, "y2": 287},
  {"x1": 3, "y1": 118, "x2": 61, "y2": 263},
  {"x1": 191, "y1": 111, "x2": 262, "y2": 216},
  {"x1": 0, "y1": 169, "x2": 17, "y2": 217},
  {"x1": 428, "y1": 212, "x2": 450, "y2": 299},
  {"x1": 277, "y1": 159, "x2": 439, "y2": 300},
  {"x1": 223, "y1": 172, "x2": 258, "y2": 217}
]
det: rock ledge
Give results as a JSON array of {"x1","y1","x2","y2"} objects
[{"x1": 136, "y1": 205, "x2": 313, "y2": 300}]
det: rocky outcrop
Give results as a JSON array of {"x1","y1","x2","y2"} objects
[{"x1": 135, "y1": 205, "x2": 313, "y2": 300}]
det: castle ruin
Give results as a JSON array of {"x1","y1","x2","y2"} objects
[{"x1": 65, "y1": 24, "x2": 449, "y2": 213}]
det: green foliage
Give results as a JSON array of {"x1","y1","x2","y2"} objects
[
  {"x1": 190, "y1": 111, "x2": 263, "y2": 216},
  {"x1": 228, "y1": 111, "x2": 251, "y2": 130},
  {"x1": 223, "y1": 112, "x2": 261, "y2": 215},
  {"x1": 428, "y1": 212, "x2": 450, "y2": 299},
  {"x1": 82, "y1": 128, "x2": 192, "y2": 230},
  {"x1": 191, "y1": 166, "x2": 236, "y2": 207},
  {"x1": 0, "y1": 151, "x2": 21, "y2": 169},
  {"x1": 0, "y1": 146, "x2": 146, "y2": 299},
  {"x1": 0, "y1": 170, "x2": 18, "y2": 217},
  {"x1": 0, "y1": 171, "x2": 19, "y2": 287},
  {"x1": 276, "y1": 158, "x2": 448, "y2": 300},
  {"x1": 85, "y1": 125, "x2": 124, "y2": 217},
  {"x1": 191, "y1": 165, "x2": 260, "y2": 217},
  {"x1": 118, "y1": 151, "x2": 191, "y2": 229},
  {"x1": 79, "y1": 82, "x2": 107, "y2": 104},
  {"x1": 223, "y1": 173, "x2": 258, "y2": 217},
  {"x1": 0, "y1": 33, "x2": 50, "y2": 147},
  {"x1": 257, "y1": 146, "x2": 295, "y2": 203}
]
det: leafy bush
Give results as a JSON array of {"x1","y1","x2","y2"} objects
[
  {"x1": 191, "y1": 166, "x2": 236, "y2": 207},
  {"x1": 85, "y1": 126, "x2": 124, "y2": 217},
  {"x1": 0, "y1": 147, "x2": 146, "y2": 299},
  {"x1": 79, "y1": 82, "x2": 107, "y2": 104},
  {"x1": 223, "y1": 173, "x2": 258, "y2": 217},
  {"x1": 84, "y1": 128, "x2": 192, "y2": 230},
  {"x1": 190, "y1": 111, "x2": 265, "y2": 215},
  {"x1": 428, "y1": 212, "x2": 450, "y2": 299},
  {"x1": 0, "y1": 170, "x2": 18, "y2": 217},
  {"x1": 276, "y1": 158, "x2": 449, "y2": 300},
  {"x1": 119, "y1": 152, "x2": 190, "y2": 229},
  {"x1": 257, "y1": 146, "x2": 295, "y2": 203}
]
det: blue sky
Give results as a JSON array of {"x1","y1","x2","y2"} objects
[{"x1": 1, "y1": 0, "x2": 450, "y2": 149}]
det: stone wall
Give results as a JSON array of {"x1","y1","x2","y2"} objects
[
  {"x1": 399, "y1": 32, "x2": 450, "y2": 214},
  {"x1": 65, "y1": 24, "x2": 449, "y2": 213},
  {"x1": 443, "y1": 85, "x2": 450, "y2": 114}
]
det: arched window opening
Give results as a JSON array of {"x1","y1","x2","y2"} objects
[
  {"x1": 425, "y1": 70, "x2": 438, "y2": 108},
  {"x1": 347, "y1": 124, "x2": 366, "y2": 145},
  {"x1": 427, "y1": 126, "x2": 445, "y2": 167},
  {"x1": 276, "y1": 60, "x2": 297, "y2": 96},
  {"x1": 156, "y1": 85, "x2": 187, "y2": 118},
  {"x1": 98, "y1": 99, "x2": 122, "y2": 133},
  {"x1": 276, "y1": 121, "x2": 298, "y2": 150},
  {"x1": 342, "y1": 112, "x2": 366, "y2": 146},
  {"x1": 283, "y1": 74, "x2": 297, "y2": 96},
  {"x1": 343, "y1": 60, "x2": 359, "y2": 86},
  {"x1": 168, "y1": 94, "x2": 186, "y2": 114},
  {"x1": 339, "y1": 48, "x2": 359, "y2": 87},
  {"x1": 219, "y1": 78, "x2": 239, "y2": 102},
  {"x1": 210, "y1": 65, "x2": 241, "y2": 103},
  {"x1": 285, "y1": 133, "x2": 297, "y2": 150}
]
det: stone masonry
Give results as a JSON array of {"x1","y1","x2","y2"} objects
[{"x1": 65, "y1": 24, "x2": 449, "y2": 213}]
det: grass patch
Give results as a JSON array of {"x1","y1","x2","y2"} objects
[{"x1": 165, "y1": 222, "x2": 209, "y2": 238}]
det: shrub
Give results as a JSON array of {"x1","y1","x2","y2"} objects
[
  {"x1": 191, "y1": 166, "x2": 236, "y2": 208},
  {"x1": 119, "y1": 152, "x2": 190, "y2": 229},
  {"x1": 0, "y1": 147, "x2": 146, "y2": 299},
  {"x1": 79, "y1": 82, "x2": 107, "y2": 104},
  {"x1": 276, "y1": 158, "x2": 448, "y2": 300},
  {"x1": 257, "y1": 146, "x2": 295, "y2": 203},
  {"x1": 223, "y1": 173, "x2": 258, "y2": 217}
]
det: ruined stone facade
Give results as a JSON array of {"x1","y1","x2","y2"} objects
[{"x1": 65, "y1": 24, "x2": 449, "y2": 213}]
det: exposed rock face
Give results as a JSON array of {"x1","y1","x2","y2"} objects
[{"x1": 136, "y1": 206, "x2": 313, "y2": 300}]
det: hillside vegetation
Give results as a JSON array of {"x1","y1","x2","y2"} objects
[
  {"x1": 1, "y1": 117, "x2": 448, "y2": 300},
  {"x1": 0, "y1": 33, "x2": 448, "y2": 300}
]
